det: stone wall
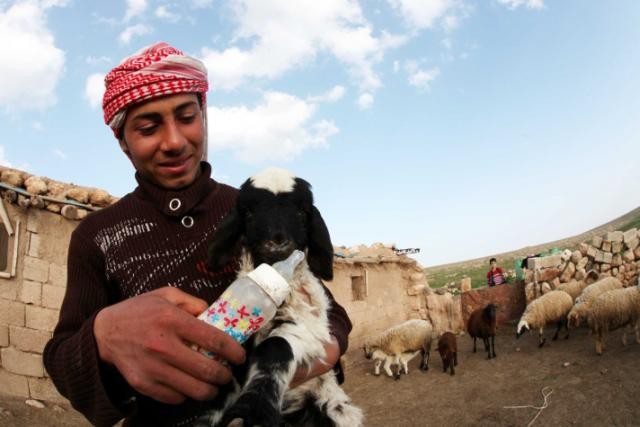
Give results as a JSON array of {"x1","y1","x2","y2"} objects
[
  {"x1": 523, "y1": 229, "x2": 640, "y2": 304},
  {"x1": 0, "y1": 205, "x2": 75, "y2": 403},
  {"x1": 460, "y1": 282, "x2": 526, "y2": 327}
]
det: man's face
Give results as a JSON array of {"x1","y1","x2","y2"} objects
[
  {"x1": 490, "y1": 261, "x2": 497, "y2": 270},
  {"x1": 120, "y1": 93, "x2": 205, "y2": 189}
]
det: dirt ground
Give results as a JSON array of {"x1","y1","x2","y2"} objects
[
  {"x1": 1, "y1": 324, "x2": 639, "y2": 426},
  {"x1": 342, "y1": 323, "x2": 640, "y2": 427}
]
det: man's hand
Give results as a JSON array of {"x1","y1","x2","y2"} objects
[
  {"x1": 94, "y1": 287, "x2": 246, "y2": 404},
  {"x1": 290, "y1": 335, "x2": 340, "y2": 388}
]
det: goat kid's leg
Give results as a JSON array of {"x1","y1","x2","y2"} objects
[
  {"x1": 383, "y1": 358, "x2": 393, "y2": 378},
  {"x1": 216, "y1": 337, "x2": 295, "y2": 427},
  {"x1": 374, "y1": 359, "x2": 382, "y2": 376},
  {"x1": 472, "y1": 337, "x2": 477, "y2": 353},
  {"x1": 393, "y1": 355, "x2": 402, "y2": 380},
  {"x1": 449, "y1": 356, "x2": 455, "y2": 376},
  {"x1": 402, "y1": 358, "x2": 409, "y2": 375},
  {"x1": 483, "y1": 337, "x2": 491, "y2": 359}
]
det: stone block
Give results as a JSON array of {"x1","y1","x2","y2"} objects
[
  {"x1": 595, "y1": 250, "x2": 605, "y2": 263},
  {"x1": 611, "y1": 254, "x2": 623, "y2": 267},
  {"x1": 48, "y1": 263, "x2": 67, "y2": 288},
  {"x1": 587, "y1": 246, "x2": 597, "y2": 259},
  {"x1": 635, "y1": 247, "x2": 640, "y2": 259},
  {"x1": 0, "y1": 324, "x2": 8, "y2": 347},
  {"x1": 601, "y1": 241, "x2": 612, "y2": 253},
  {"x1": 612, "y1": 241, "x2": 623, "y2": 254},
  {"x1": 541, "y1": 255, "x2": 563, "y2": 269},
  {"x1": 623, "y1": 250, "x2": 635, "y2": 263},
  {"x1": 25, "y1": 306, "x2": 59, "y2": 333},
  {"x1": 570, "y1": 250, "x2": 582, "y2": 264},
  {"x1": 592, "y1": 236, "x2": 603, "y2": 249},
  {"x1": 407, "y1": 284, "x2": 425, "y2": 296},
  {"x1": 42, "y1": 285, "x2": 65, "y2": 309},
  {"x1": 460, "y1": 277, "x2": 471, "y2": 292},
  {"x1": 579, "y1": 243, "x2": 589, "y2": 255},
  {"x1": 28, "y1": 232, "x2": 41, "y2": 258},
  {"x1": 0, "y1": 367, "x2": 30, "y2": 397},
  {"x1": 612, "y1": 268, "x2": 619, "y2": 276},
  {"x1": 19, "y1": 280, "x2": 42, "y2": 305},
  {"x1": 28, "y1": 377, "x2": 68, "y2": 404},
  {"x1": 23, "y1": 256, "x2": 49, "y2": 283},
  {"x1": 601, "y1": 263, "x2": 611, "y2": 273},
  {"x1": 10, "y1": 326, "x2": 51, "y2": 354},
  {"x1": 577, "y1": 257, "x2": 589, "y2": 271},
  {"x1": 1, "y1": 347, "x2": 44, "y2": 377},
  {"x1": 623, "y1": 228, "x2": 638, "y2": 243},
  {"x1": 560, "y1": 262, "x2": 576, "y2": 283},
  {"x1": 606, "y1": 231, "x2": 624, "y2": 243},
  {"x1": 626, "y1": 238, "x2": 639, "y2": 251},
  {"x1": 603, "y1": 252, "x2": 613, "y2": 264},
  {"x1": 26, "y1": 212, "x2": 41, "y2": 233},
  {"x1": 551, "y1": 277, "x2": 561, "y2": 288},
  {"x1": 536, "y1": 268, "x2": 560, "y2": 283},
  {"x1": 0, "y1": 300, "x2": 25, "y2": 327},
  {"x1": 410, "y1": 272, "x2": 425, "y2": 282}
]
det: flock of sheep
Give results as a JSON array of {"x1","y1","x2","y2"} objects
[{"x1": 362, "y1": 273, "x2": 640, "y2": 379}]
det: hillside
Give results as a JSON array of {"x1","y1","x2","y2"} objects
[{"x1": 425, "y1": 206, "x2": 640, "y2": 289}]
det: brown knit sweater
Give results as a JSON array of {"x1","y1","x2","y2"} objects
[{"x1": 43, "y1": 162, "x2": 352, "y2": 426}]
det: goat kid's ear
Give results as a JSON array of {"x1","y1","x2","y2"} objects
[
  {"x1": 207, "y1": 208, "x2": 243, "y2": 272},
  {"x1": 307, "y1": 205, "x2": 334, "y2": 281}
]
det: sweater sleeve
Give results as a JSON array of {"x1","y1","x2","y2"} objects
[
  {"x1": 320, "y1": 284, "x2": 353, "y2": 356},
  {"x1": 43, "y1": 228, "x2": 135, "y2": 427}
]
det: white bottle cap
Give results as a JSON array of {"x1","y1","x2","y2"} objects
[{"x1": 247, "y1": 264, "x2": 291, "y2": 306}]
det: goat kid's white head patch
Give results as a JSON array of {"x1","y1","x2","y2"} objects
[{"x1": 250, "y1": 167, "x2": 297, "y2": 195}]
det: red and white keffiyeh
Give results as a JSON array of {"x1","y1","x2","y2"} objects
[{"x1": 102, "y1": 42, "x2": 209, "y2": 137}]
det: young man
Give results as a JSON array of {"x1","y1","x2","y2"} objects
[
  {"x1": 486, "y1": 257, "x2": 506, "y2": 286},
  {"x1": 43, "y1": 42, "x2": 352, "y2": 426}
]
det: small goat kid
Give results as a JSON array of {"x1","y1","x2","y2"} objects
[{"x1": 196, "y1": 168, "x2": 362, "y2": 427}]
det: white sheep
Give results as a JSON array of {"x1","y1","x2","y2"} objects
[
  {"x1": 369, "y1": 349, "x2": 421, "y2": 377},
  {"x1": 588, "y1": 285, "x2": 640, "y2": 355},
  {"x1": 363, "y1": 319, "x2": 434, "y2": 380},
  {"x1": 555, "y1": 270, "x2": 600, "y2": 301},
  {"x1": 567, "y1": 277, "x2": 624, "y2": 328},
  {"x1": 516, "y1": 290, "x2": 574, "y2": 347}
]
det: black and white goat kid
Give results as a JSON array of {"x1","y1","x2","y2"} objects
[{"x1": 196, "y1": 167, "x2": 363, "y2": 427}]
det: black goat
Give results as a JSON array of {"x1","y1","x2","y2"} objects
[{"x1": 196, "y1": 167, "x2": 362, "y2": 427}]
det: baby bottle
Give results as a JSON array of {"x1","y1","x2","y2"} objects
[{"x1": 195, "y1": 250, "x2": 304, "y2": 357}]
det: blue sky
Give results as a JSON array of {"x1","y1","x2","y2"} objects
[{"x1": 1, "y1": 0, "x2": 639, "y2": 266}]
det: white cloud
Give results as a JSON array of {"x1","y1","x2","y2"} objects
[
  {"x1": 404, "y1": 60, "x2": 440, "y2": 90},
  {"x1": 155, "y1": 5, "x2": 179, "y2": 22},
  {"x1": 124, "y1": 0, "x2": 147, "y2": 21},
  {"x1": 388, "y1": 0, "x2": 456, "y2": 30},
  {"x1": 85, "y1": 73, "x2": 105, "y2": 109},
  {"x1": 307, "y1": 85, "x2": 346, "y2": 103},
  {"x1": 0, "y1": 145, "x2": 11, "y2": 167},
  {"x1": 497, "y1": 0, "x2": 544, "y2": 9},
  {"x1": 441, "y1": 37, "x2": 452, "y2": 49},
  {"x1": 357, "y1": 93, "x2": 374, "y2": 110},
  {"x1": 31, "y1": 121, "x2": 43, "y2": 131},
  {"x1": 53, "y1": 148, "x2": 67, "y2": 159},
  {"x1": 0, "y1": 0, "x2": 65, "y2": 112},
  {"x1": 86, "y1": 55, "x2": 111, "y2": 65},
  {"x1": 200, "y1": 0, "x2": 407, "y2": 103},
  {"x1": 119, "y1": 23, "x2": 152, "y2": 44},
  {"x1": 207, "y1": 91, "x2": 338, "y2": 163},
  {"x1": 191, "y1": 0, "x2": 213, "y2": 8}
]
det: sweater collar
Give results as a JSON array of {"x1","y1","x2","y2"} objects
[{"x1": 133, "y1": 161, "x2": 216, "y2": 217}]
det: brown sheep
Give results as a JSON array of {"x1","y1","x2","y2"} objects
[{"x1": 467, "y1": 303, "x2": 497, "y2": 359}]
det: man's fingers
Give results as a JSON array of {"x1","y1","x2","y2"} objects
[
  {"x1": 152, "y1": 286, "x2": 209, "y2": 316},
  {"x1": 163, "y1": 340, "x2": 235, "y2": 386},
  {"x1": 177, "y1": 316, "x2": 246, "y2": 366},
  {"x1": 153, "y1": 362, "x2": 220, "y2": 402}
]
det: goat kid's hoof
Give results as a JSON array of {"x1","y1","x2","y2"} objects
[{"x1": 538, "y1": 339, "x2": 546, "y2": 348}]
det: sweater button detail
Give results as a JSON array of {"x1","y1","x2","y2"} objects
[
  {"x1": 181, "y1": 216, "x2": 194, "y2": 228},
  {"x1": 169, "y1": 198, "x2": 181, "y2": 211}
]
